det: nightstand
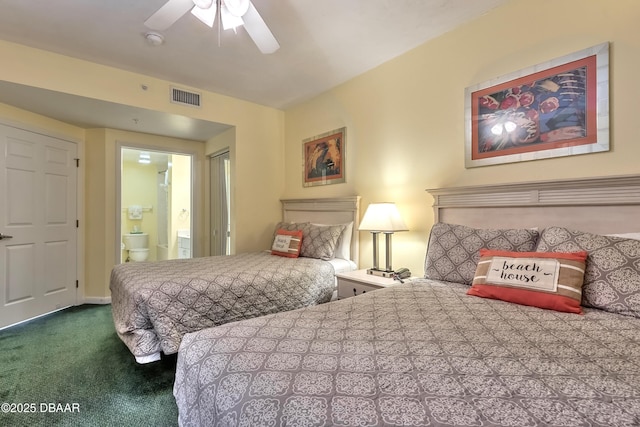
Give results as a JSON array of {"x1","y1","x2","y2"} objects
[{"x1": 336, "y1": 269, "x2": 406, "y2": 299}]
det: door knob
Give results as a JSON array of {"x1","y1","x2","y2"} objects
[{"x1": 0, "y1": 233, "x2": 13, "y2": 240}]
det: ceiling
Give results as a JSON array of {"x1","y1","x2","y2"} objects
[{"x1": 0, "y1": 0, "x2": 510, "y2": 141}]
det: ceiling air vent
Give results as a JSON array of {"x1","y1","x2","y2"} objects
[{"x1": 170, "y1": 87, "x2": 201, "y2": 107}]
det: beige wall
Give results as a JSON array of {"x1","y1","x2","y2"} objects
[
  {"x1": 284, "y1": 0, "x2": 640, "y2": 276},
  {"x1": 2, "y1": 0, "x2": 637, "y2": 299},
  {"x1": 84, "y1": 129, "x2": 109, "y2": 300},
  {"x1": 0, "y1": 102, "x2": 85, "y2": 141},
  {"x1": 0, "y1": 40, "x2": 285, "y2": 299}
]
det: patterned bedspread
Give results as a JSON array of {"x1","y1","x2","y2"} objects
[
  {"x1": 174, "y1": 279, "x2": 640, "y2": 427},
  {"x1": 110, "y1": 252, "x2": 335, "y2": 361}
]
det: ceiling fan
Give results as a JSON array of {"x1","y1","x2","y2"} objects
[{"x1": 144, "y1": 0, "x2": 280, "y2": 54}]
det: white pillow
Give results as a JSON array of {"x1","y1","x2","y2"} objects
[
  {"x1": 312, "y1": 221, "x2": 353, "y2": 260},
  {"x1": 607, "y1": 232, "x2": 640, "y2": 240}
]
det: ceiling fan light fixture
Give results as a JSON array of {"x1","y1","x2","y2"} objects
[
  {"x1": 144, "y1": 0, "x2": 279, "y2": 53},
  {"x1": 192, "y1": 0, "x2": 214, "y2": 9},
  {"x1": 220, "y1": 5, "x2": 244, "y2": 30},
  {"x1": 224, "y1": 0, "x2": 250, "y2": 17}
]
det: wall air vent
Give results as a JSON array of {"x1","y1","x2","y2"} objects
[{"x1": 170, "y1": 87, "x2": 201, "y2": 107}]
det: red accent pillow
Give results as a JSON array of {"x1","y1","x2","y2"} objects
[
  {"x1": 271, "y1": 229, "x2": 303, "y2": 258},
  {"x1": 467, "y1": 249, "x2": 588, "y2": 314}
]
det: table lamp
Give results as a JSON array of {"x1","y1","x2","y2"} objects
[{"x1": 359, "y1": 202, "x2": 408, "y2": 277}]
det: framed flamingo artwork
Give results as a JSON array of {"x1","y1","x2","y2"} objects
[
  {"x1": 302, "y1": 127, "x2": 346, "y2": 187},
  {"x1": 465, "y1": 43, "x2": 609, "y2": 168}
]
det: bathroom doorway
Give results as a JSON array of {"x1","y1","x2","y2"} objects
[{"x1": 118, "y1": 146, "x2": 193, "y2": 263}]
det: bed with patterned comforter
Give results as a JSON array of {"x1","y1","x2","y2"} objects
[
  {"x1": 173, "y1": 279, "x2": 640, "y2": 427},
  {"x1": 110, "y1": 251, "x2": 335, "y2": 363}
]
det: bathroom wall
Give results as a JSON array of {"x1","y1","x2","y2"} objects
[
  {"x1": 121, "y1": 159, "x2": 158, "y2": 262},
  {"x1": 169, "y1": 154, "x2": 192, "y2": 259}
]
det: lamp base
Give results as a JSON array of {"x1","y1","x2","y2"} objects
[{"x1": 366, "y1": 268, "x2": 395, "y2": 278}]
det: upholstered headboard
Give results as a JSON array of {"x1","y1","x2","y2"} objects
[
  {"x1": 427, "y1": 174, "x2": 640, "y2": 234},
  {"x1": 280, "y1": 196, "x2": 361, "y2": 263}
]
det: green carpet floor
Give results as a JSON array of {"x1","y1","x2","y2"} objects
[{"x1": 0, "y1": 304, "x2": 178, "y2": 426}]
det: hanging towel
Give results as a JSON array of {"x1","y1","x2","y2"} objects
[{"x1": 128, "y1": 205, "x2": 143, "y2": 220}]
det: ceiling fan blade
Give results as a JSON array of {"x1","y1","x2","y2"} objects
[
  {"x1": 191, "y1": 3, "x2": 217, "y2": 27},
  {"x1": 144, "y1": 0, "x2": 195, "y2": 30},
  {"x1": 242, "y1": 2, "x2": 280, "y2": 54}
]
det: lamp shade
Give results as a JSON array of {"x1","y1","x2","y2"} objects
[{"x1": 358, "y1": 203, "x2": 408, "y2": 232}]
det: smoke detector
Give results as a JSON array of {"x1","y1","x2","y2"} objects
[{"x1": 145, "y1": 32, "x2": 164, "y2": 46}]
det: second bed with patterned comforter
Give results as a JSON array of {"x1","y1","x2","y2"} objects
[{"x1": 111, "y1": 252, "x2": 336, "y2": 363}]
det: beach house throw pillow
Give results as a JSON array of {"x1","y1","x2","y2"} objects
[
  {"x1": 468, "y1": 249, "x2": 588, "y2": 313},
  {"x1": 271, "y1": 229, "x2": 303, "y2": 258}
]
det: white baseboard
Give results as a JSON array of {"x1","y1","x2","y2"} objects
[{"x1": 84, "y1": 296, "x2": 111, "y2": 305}]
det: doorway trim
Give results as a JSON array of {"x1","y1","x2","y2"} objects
[{"x1": 115, "y1": 141, "x2": 197, "y2": 265}]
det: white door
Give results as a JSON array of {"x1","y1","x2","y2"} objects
[{"x1": 0, "y1": 124, "x2": 77, "y2": 329}]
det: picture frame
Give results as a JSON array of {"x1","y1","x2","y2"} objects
[
  {"x1": 302, "y1": 127, "x2": 346, "y2": 187},
  {"x1": 465, "y1": 43, "x2": 609, "y2": 168}
]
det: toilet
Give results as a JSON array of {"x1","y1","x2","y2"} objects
[{"x1": 123, "y1": 233, "x2": 149, "y2": 262}]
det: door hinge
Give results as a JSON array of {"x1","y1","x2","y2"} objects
[
  {"x1": 76, "y1": 280, "x2": 79, "y2": 289},
  {"x1": 76, "y1": 220, "x2": 79, "y2": 228},
  {"x1": 75, "y1": 158, "x2": 79, "y2": 167}
]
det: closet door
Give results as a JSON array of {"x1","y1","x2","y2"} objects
[
  {"x1": 210, "y1": 150, "x2": 230, "y2": 256},
  {"x1": 0, "y1": 124, "x2": 77, "y2": 329}
]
